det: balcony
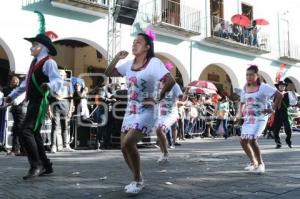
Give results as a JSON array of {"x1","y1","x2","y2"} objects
[
  {"x1": 203, "y1": 16, "x2": 271, "y2": 54},
  {"x1": 279, "y1": 41, "x2": 300, "y2": 63},
  {"x1": 51, "y1": 0, "x2": 108, "y2": 17},
  {"x1": 137, "y1": 0, "x2": 201, "y2": 38}
]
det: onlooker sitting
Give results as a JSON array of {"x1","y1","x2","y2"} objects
[
  {"x1": 214, "y1": 21, "x2": 229, "y2": 39},
  {"x1": 232, "y1": 24, "x2": 242, "y2": 42}
]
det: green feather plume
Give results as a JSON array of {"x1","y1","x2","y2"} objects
[{"x1": 34, "y1": 10, "x2": 46, "y2": 34}]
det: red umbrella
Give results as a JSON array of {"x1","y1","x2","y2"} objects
[
  {"x1": 231, "y1": 14, "x2": 250, "y2": 27},
  {"x1": 254, "y1": 18, "x2": 269, "y2": 25},
  {"x1": 188, "y1": 80, "x2": 218, "y2": 91}
]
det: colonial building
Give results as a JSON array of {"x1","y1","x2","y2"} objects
[{"x1": 0, "y1": 0, "x2": 300, "y2": 96}]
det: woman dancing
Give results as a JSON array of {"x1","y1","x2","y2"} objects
[
  {"x1": 238, "y1": 65, "x2": 282, "y2": 173},
  {"x1": 105, "y1": 33, "x2": 175, "y2": 194}
]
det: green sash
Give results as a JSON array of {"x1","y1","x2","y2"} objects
[
  {"x1": 282, "y1": 101, "x2": 292, "y2": 125},
  {"x1": 32, "y1": 74, "x2": 50, "y2": 132}
]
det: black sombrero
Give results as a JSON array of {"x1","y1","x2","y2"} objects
[
  {"x1": 275, "y1": 80, "x2": 287, "y2": 87},
  {"x1": 24, "y1": 33, "x2": 57, "y2": 56}
]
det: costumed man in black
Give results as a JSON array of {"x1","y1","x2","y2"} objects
[
  {"x1": 273, "y1": 80, "x2": 296, "y2": 149},
  {"x1": 3, "y1": 76, "x2": 27, "y2": 156},
  {"x1": 5, "y1": 34, "x2": 63, "y2": 180}
]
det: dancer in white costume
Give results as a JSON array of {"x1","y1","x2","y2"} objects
[
  {"x1": 238, "y1": 65, "x2": 282, "y2": 173},
  {"x1": 155, "y1": 64, "x2": 186, "y2": 163},
  {"x1": 104, "y1": 33, "x2": 175, "y2": 195}
]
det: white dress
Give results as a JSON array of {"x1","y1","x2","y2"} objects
[
  {"x1": 156, "y1": 83, "x2": 182, "y2": 130},
  {"x1": 240, "y1": 83, "x2": 277, "y2": 139},
  {"x1": 116, "y1": 57, "x2": 169, "y2": 135}
]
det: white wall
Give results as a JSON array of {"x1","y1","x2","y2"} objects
[
  {"x1": 0, "y1": 1, "x2": 108, "y2": 74},
  {"x1": 0, "y1": 0, "x2": 299, "y2": 92}
]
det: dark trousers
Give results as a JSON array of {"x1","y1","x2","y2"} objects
[
  {"x1": 214, "y1": 119, "x2": 228, "y2": 137},
  {"x1": 272, "y1": 113, "x2": 292, "y2": 145},
  {"x1": 21, "y1": 99, "x2": 51, "y2": 168},
  {"x1": 177, "y1": 119, "x2": 184, "y2": 139},
  {"x1": 10, "y1": 104, "x2": 26, "y2": 152},
  {"x1": 50, "y1": 100, "x2": 69, "y2": 148}
]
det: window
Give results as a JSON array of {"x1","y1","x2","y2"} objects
[
  {"x1": 210, "y1": 0, "x2": 224, "y2": 20},
  {"x1": 161, "y1": 0, "x2": 181, "y2": 26},
  {"x1": 208, "y1": 73, "x2": 220, "y2": 82},
  {"x1": 241, "y1": 3, "x2": 253, "y2": 22}
]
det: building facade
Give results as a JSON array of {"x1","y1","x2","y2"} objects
[{"x1": 0, "y1": 0, "x2": 300, "y2": 96}]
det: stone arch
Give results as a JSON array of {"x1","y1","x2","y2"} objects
[
  {"x1": 284, "y1": 76, "x2": 300, "y2": 93},
  {"x1": 199, "y1": 63, "x2": 240, "y2": 91},
  {"x1": 54, "y1": 37, "x2": 108, "y2": 60},
  {"x1": 0, "y1": 37, "x2": 15, "y2": 72},
  {"x1": 156, "y1": 52, "x2": 189, "y2": 86},
  {"x1": 258, "y1": 70, "x2": 274, "y2": 85}
]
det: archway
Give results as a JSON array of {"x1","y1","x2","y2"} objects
[
  {"x1": 258, "y1": 71, "x2": 274, "y2": 85},
  {"x1": 284, "y1": 76, "x2": 300, "y2": 93},
  {"x1": 53, "y1": 38, "x2": 107, "y2": 89},
  {"x1": 199, "y1": 63, "x2": 239, "y2": 97},
  {"x1": 156, "y1": 52, "x2": 189, "y2": 87},
  {"x1": 0, "y1": 38, "x2": 15, "y2": 87}
]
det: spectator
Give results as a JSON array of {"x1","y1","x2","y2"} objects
[
  {"x1": 3, "y1": 76, "x2": 27, "y2": 156},
  {"x1": 49, "y1": 70, "x2": 74, "y2": 153},
  {"x1": 214, "y1": 96, "x2": 230, "y2": 139}
]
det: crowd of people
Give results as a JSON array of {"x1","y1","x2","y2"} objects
[
  {"x1": 0, "y1": 32, "x2": 299, "y2": 195},
  {"x1": 213, "y1": 20, "x2": 262, "y2": 47}
]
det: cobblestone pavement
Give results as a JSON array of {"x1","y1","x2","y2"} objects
[{"x1": 0, "y1": 133, "x2": 300, "y2": 199}]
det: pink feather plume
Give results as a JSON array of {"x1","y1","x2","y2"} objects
[{"x1": 145, "y1": 28, "x2": 156, "y2": 41}]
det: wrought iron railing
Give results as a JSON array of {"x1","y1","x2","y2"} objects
[
  {"x1": 138, "y1": 0, "x2": 201, "y2": 34},
  {"x1": 281, "y1": 41, "x2": 300, "y2": 59},
  {"x1": 71, "y1": 0, "x2": 108, "y2": 7}
]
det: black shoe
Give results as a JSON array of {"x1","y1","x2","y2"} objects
[
  {"x1": 275, "y1": 144, "x2": 282, "y2": 149},
  {"x1": 23, "y1": 166, "x2": 45, "y2": 180},
  {"x1": 185, "y1": 134, "x2": 192, "y2": 139},
  {"x1": 286, "y1": 139, "x2": 292, "y2": 148},
  {"x1": 39, "y1": 163, "x2": 53, "y2": 176},
  {"x1": 174, "y1": 142, "x2": 181, "y2": 146}
]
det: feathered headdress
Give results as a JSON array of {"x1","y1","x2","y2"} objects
[
  {"x1": 145, "y1": 27, "x2": 156, "y2": 41},
  {"x1": 34, "y1": 10, "x2": 58, "y2": 39}
]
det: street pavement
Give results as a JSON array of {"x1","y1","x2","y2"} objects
[{"x1": 0, "y1": 133, "x2": 300, "y2": 199}]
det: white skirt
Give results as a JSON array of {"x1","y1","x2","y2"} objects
[
  {"x1": 241, "y1": 118, "x2": 268, "y2": 140},
  {"x1": 155, "y1": 113, "x2": 178, "y2": 131},
  {"x1": 121, "y1": 110, "x2": 157, "y2": 136}
]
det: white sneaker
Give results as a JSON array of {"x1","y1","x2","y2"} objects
[
  {"x1": 157, "y1": 153, "x2": 169, "y2": 163},
  {"x1": 61, "y1": 145, "x2": 75, "y2": 152},
  {"x1": 251, "y1": 164, "x2": 265, "y2": 174},
  {"x1": 50, "y1": 146, "x2": 57, "y2": 153},
  {"x1": 244, "y1": 163, "x2": 256, "y2": 171},
  {"x1": 124, "y1": 172, "x2": 144, "y2": 190},
  {"x1": 169, "y1": 145, "x2": 175, "y2": 149},
  {"x1": 124, "y1": 181, "x2": 144, "y2": 195}
]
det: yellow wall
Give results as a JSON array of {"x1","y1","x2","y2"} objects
[
  {"x1": 54, "y1": 44, "x2": 107, "y2": 88},
  {"x1": 0, "y1": 46, "x2": 8, "y2": 60}
]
